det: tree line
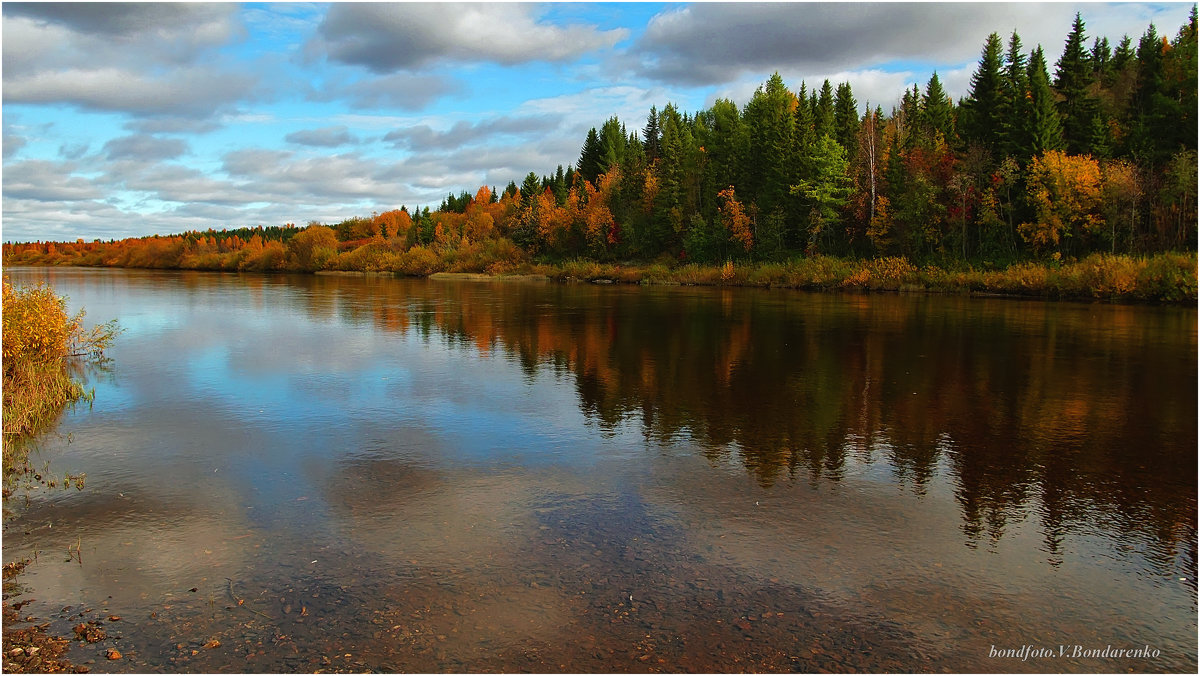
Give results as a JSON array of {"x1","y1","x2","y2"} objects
[{"x1": 505, "y1": 9, "x2": 1196, "y2": 265}]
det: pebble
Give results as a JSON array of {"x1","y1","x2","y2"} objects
[{"x1": 106, "y1": 648, "x2": 122, "y2": 660}]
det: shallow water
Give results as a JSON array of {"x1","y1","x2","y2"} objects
[{"x1": 2, "y1": 266, "x2": 1196, "y2": 673}]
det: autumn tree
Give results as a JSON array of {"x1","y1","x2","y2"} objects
[
  {"x1": 287, "y1": 224, "x2": 339, "y2": 271},
  {"x1": 1100, "y1": 160, "x2": 1142, "y2": 253},
  {"x1": 718, "y1": 186, "x2": 754, "y2": 255},
  {"x1": 1019, "y1": 150, "x2": 1104, "y2": 256}
]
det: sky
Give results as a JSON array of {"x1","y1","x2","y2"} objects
[{"x1": 2, "y1": 1, "x2": 1194, "y2": 243}]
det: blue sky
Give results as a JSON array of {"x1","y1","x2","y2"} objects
[{"x1": 3, "y1": 2, "x2": 1194, "y2": 242}]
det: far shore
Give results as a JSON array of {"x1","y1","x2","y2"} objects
[{"x1": 4, "y1": 252, "x2": 1196, "y2": 304}]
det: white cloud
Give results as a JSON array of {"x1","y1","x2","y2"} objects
[
  {"x1": 633, "y1": 2, "x2": 1192, "y2": 88},
  {"x1": 314, "y1": 3, "x2": 628, "y2": 72}
]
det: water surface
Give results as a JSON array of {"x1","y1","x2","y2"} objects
[{"x1": 3, "y1": 267, "x2": 1196, "y2": 672}]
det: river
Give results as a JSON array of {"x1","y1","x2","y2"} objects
[{"x1": 2, "y1": 266, "x2": 1196, "y2": 672}]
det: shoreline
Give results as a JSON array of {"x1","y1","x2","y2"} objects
[{"x1": 4, "y1": 252, "x2": 1196, "y2": 304}]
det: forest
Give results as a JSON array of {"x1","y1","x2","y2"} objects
[{"x1": 5, "y1": 11, "x2": 1197, "y2": 301}]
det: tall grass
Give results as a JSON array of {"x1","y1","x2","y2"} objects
[{"x1": 2, "y1": 280, "x2": 119, "y2": 476}]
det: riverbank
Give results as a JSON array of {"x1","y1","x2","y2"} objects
[
  {"x1": 532, "y1": 252, "x2": 1198, "y2": 303},
  {"x1": 4, "y1": 247, "x2": 1196, "y2": 303}
]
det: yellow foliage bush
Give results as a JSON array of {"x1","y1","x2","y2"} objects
[
  {"x1": 3, "y1": 280, "x2": 118, "y2": 470},
  {"x1": 3, "y1": 280, "x2": 79, "y2": 367}
]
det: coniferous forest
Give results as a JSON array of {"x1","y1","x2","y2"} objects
[{"x1": 6, "y1": 11, "x2": 1197, "y2": 301}]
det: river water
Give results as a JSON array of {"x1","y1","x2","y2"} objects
[{"x1": 2, "y1": 266, "x2": 1196, "y2": 673}]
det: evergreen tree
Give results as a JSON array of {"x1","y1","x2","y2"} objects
[
  {"x1": 1091, "y1": 36, "x2": 1113, "y2": 84},
  {"x1": 1128, "y1": 24, "x2": 1166, "y2": 163},
  {"x1": 1170, "y1": 6, "x2": 1198, "y2": 153},
  {"x1": 1112, "y1": 34, "x2": 1135, "y2": 72},
  {"x1": 643, "y1": 106, "x2": 661, "y2": 163},
  {"x1": 1000, "y1": 32, "x2": 1029, "y2": 158},
  {"x1": 598, "y1": 117, "x2": 629, "y2": 173},
  {"x1": 921, "y1": 71, "x2": 955, "y2": 144},
  {"x1": 792, "y1": 134, "x2": 852, "y2": 254},
  {"x1": 1055, "y1": 13, "x2": 1099, "y2": 154},
  {"x1": 1026, "y1": 46, "x2": 1065, "y2": 157},
  {"x1": 814, "y1": 79, "x2": 835, "y2": 139},
  {"x1": 743, "y1": 73, "x2": 800, "y2": 244},
  {"x1": 553, "y1": 165, "x2": 568, "y2": 206},
  {"x1": 512, "y1": 172, "x2": 544, "y2": 251},
  {"x1": 794, "y1": 82, "x2": 816, "y2": 152},
  {"x1": 702, "y1": 98, "x2": 748, "y2": 205},
  {"x1": 833, "y1": 81, "x2": 859, "y2": 157},
  {"x1": 578, "y1": 127, "x2": 604, "y2": 185},
  {"x1": 960, "y1": 32, "x2": 1006, "y2": 152},
  {"x1": 897, "y1": 84, "x2": 922, "y2": 150}
]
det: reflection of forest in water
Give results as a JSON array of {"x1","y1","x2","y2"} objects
[{"x1": 201, "y1": 272, "x2": 1197, "y2": 579}]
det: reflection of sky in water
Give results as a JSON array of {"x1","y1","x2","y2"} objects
[
  {"x1": 3, "y1": 267, "x2": 1195, "y2": 673},
  {"x1": 41, "y1": 272, "x2": 643, "y2": 532}
]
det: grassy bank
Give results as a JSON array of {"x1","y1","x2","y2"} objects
[
  {"x1": 528, "y1": 251, "x2": 1198, "y2": 303},
  {"x1": 2, "y1": 280, "x2": 118, "y2": 477},
  {"x1": 5, "y1": 238, "x2": 1195, "y2": 303}
]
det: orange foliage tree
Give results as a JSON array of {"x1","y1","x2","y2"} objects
[
  {"x1": 1019, "y1": 150, "x2": 1104, "y2": 257},
  {"x1": 717, "y1": 186, "x2": 754, "y2": 253}
]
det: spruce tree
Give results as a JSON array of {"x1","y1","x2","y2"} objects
[
  {"x1": 834, "y1": 82, "x2": 859, "y2": 157},
  {"x1": 1091, "y1": 36, "x2": 1113, "y2": 84},
  {"x1": 814, "y1": 80, "x2": 835, "y2": 139},
  {"x1": 1026, "y1": 46, "x2": 1065, "y2": 157},
  {"x1": 599, "y1": 117, "x2": 629, "y2": 172},
  {"x1": 1112, "y1": 35, "x2": 1135, "y2": 71},
  {"x1": 744, "y1": 73, "x2": 800, "y2": 249},
  {"x1": 1001, "y1": 32, "x2": 1030, "y2": 158},
  {"x1": 961, "y1": 32, "x2": 1006, "y2": 152},
  {"x1": 578, "y1": 127, "x2": 604, "y2": 185},
  {"x1": 921, "y1": 72, "x2": 955, "y2": 144},
  {"x1": 1054, "y1": 12, "x2": 1099, "y2": 154},
  {"x1": 1129, "y1": 24, "x2": 1165, "y2": 163},
  {"x1": 794, "y1": 82, "x2": 815, "y2": 152},
  {"x1": 642, "y1": 106, "x2": 661, "y2": 163}
]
